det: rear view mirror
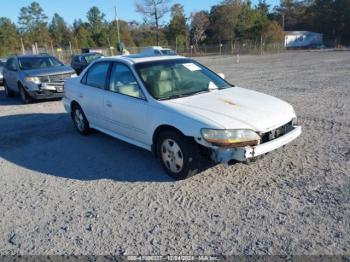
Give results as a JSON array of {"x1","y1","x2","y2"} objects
[{"x1": 218, "y1": 73, "x2": 225, "y2": 79}]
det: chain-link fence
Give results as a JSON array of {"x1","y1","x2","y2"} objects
[{"x1": 20, "y1": 41, "x2": 285, "y2": 64}]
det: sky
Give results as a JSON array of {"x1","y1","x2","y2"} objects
[{"x1": 0, "y1": 0, "x2": 280, "y2": 25}]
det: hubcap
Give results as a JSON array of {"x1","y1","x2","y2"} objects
[
  {"x1": 161, "y1": 139, "x2": 184, "y2": 173},
  {"x1": 74, "y1": 109, "x2": 85, "y2": 131}
]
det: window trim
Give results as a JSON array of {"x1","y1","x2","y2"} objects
[
  {"x1": 6, "y1": 58, "x2": 18, "y2": 72},
  {"x1": 106, "y1": 61, "x2": 147, "y2": 101},
  {"x1": 80, "y1": 61, "x2": 112, "y2": 89}
]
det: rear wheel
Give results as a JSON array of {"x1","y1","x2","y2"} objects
[
  {"x1": 157, "y1": 130, "x2": 200, "y2": 180},
  {"x1": 4, "y1": 80, "x2": 15, "y2": 97},
  {"x1": 71, "y1": 104, "x2": 90, "y2": 135}
]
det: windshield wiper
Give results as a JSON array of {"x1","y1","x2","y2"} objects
[{"x1": 159, "y1": 90, "x2": 210, "y2": 100}]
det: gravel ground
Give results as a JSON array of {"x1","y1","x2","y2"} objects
[{"x1": 0, "y1": 51, "x2": 349, "y2": 256}]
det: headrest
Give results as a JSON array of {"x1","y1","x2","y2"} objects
[
  {"x1": 120, "y1": 72, "x2": 133, "y2": 83},
  {"x1": 159, "y1": 70, "x2": 171, "y2": 81}
]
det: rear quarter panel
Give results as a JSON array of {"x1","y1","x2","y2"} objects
[{"x1": 63, "y1": 77, "x2": 81, "y2": 113}]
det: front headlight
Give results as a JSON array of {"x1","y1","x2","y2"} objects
[
  {"x1": 26, "y1": 76, "x2": 41, "y2": 85},
  {"x1": 201, "y1": 129, "x2": 260, "y2": 147}
]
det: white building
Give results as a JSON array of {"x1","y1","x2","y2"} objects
[{"x1": 284, "y1": 31, "x2": 323, "y2": 48}]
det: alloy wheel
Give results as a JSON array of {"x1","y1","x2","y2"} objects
[
  {"x1": 74, "y1": 109, "x2": 85, "y2": 132},
  {"x1": 161, "y1": 138, "x2": 184, "y2": 173}
]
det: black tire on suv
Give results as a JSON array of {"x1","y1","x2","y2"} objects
[
  {"x1": 157, "y1": 130, "x2": 200, "y2": 180},
  {"x1": 19, "y1": 83, "x2": 31, "y2": 104},
  {"x1": 4, "y1": 80, "x2": 15, "y2": 98}
]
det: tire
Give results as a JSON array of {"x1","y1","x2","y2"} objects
[
  {"x1": 4, "y1": 80, "x2": 15, "y2": 97},
  {"x1": 71, "y1": 104, "x2": 90, "y2": 135},
  {"x1": 157, "y1": 130, "x2": 200, "y2": 180},
  {"x1": 19, "y1": 84, "x2": 31, "y2": 104}
]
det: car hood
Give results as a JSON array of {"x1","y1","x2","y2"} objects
[
  {"x1": 162, "y1": 87, "x2": 296, "y2": 132},
  {"x1": 23, "y1": 66, "x2": 74, "y2": 76}
]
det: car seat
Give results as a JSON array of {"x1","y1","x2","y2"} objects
[{"x1": 153, "y1": 70, "x2": 173, "y2": 97}]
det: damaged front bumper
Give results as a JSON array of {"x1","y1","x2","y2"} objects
[
  {"x1": 211, "y1": 126, "x2": 302, "y2": 163},
  {"x1": 26, "y1": 83, "x2": 64, "y2": 100}
]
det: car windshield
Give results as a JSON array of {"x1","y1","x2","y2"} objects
[
  {"x1": 84, "y1": 53, "x2": 102, "y2": 64},
  {"x1": 135, "y1": 59, "x2": 232, "y2": 100},
  {"x1": 160, "y1": 49, "x2": 176, "y2": 55},
  {"x1": 18, "y1": 57, "x2": 64, "y2": 70}
]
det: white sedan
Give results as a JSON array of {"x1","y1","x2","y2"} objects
[{"x1": 63, "y1": 55, "x2": 301, "y2": 180}]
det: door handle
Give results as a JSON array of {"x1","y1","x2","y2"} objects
[
  {"x1": 106, "y1": 102, "x2": 112, "y2": 108},
  {"x1": 79, "y1": 93, "x2": 83, "y2": 98}
]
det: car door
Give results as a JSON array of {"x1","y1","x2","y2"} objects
[
  {"x1": 4, "y1": 58, "x2": 19, "y2": 91},
  {"x1": 78, "y1": 61, "x2": 111, "y2": 128},
  {"x1": 104, "y1": 62, "x2": 149, "y2": 145}
]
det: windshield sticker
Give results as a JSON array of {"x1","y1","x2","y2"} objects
[{"x1": 183, "y1": 63, "x2": 201, "y2": 71}]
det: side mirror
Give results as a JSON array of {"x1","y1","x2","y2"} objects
[
  {"x1": 218, "y1": 73, "x2": 225, "y2": 79},
  {"x1": 10, "y1": 65, "x2": 17, "y2": 71}
]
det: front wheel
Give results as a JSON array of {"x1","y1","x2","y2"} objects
[
  {"x1": 157, "y1": 130, "x2": 200, "y2": 180},
  {"x1": 19, "y1": 84, "x2": 31, "y2": 104}
]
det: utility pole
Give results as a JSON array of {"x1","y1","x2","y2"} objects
[
  {"x1": 115, "y1": 3, "x2": 121, "y2": 44},
  {"x1": 69, "y1": 41, "x2": 73, "y2": 56},
  {"x1": 175, "y1": 36, "x2": 178, "y2": 53},
  {"x1": 50, "y1": 41, "x2": 54, "y2": 56},
  {"x1": 20, "y1": 37, "x2": 25, "y2": 55},
  {"x1": 282, "y1": 14, "x2": 285, "y2": 48}
]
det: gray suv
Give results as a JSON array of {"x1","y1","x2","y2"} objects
[{"x1": 3, "y1": 55, "x2": 76, "y2": 103}]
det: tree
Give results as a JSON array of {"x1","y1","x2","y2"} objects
[
  {"x1": 73, "y1": 19, "x2": 95, "y2": 48},
  {"x1": 18, "y1": 2, "x2": 50, "y2": 46},
  {"x1": 190, "y1": 11, "x2": 210, "y2": 49},
  {"x1": 109, "y1": 20, "x2": 135, "y2": 47},
  {"x1": 87, "y1": 6, "x2": 107, "y2": 46},
  {"x1": 0, "y1": 17, "x2": 20, "y2": 56},
  {"x1": 262, "y1": 20, "x2": 284, "y2": 43},
  {"x1": 273, "y1": 0, "x2": 309, "y2": 31},
  {"x1": 130, "y1": 24, "x2": 158, "y2": 47},
  {"x1": 332, "y1": 0, "x2": 350, "y2": 44},
  {"x1": 166, "y1": 4, "x2": 187, "y2": 49},
  {"x1": 136, "y1": 0, "x2": 171, "y2": 45},
  {"x1": 208, "y1": 1, "x2": 241, "y2": 46},
  {"x1": 256, "y1": 0, "x2": 269, "y2": 17},
  {"x1": 49, "y1": 13, "x2": 72, "y2": 47}
]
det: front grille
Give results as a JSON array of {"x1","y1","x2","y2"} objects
[
  {"x1": 39, "y1": 73, "x2": 72, "y2": 83},
  {"x1": 260, "y1": 121, "x2": 294, "y2": 143}
]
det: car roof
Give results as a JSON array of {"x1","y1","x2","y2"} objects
[
  {"x1": 14, "y1": 55, "x2": 53, "y2": 59},
  {"x1": 100, "y1": 55, "x2": 188, "y2": 65}
]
